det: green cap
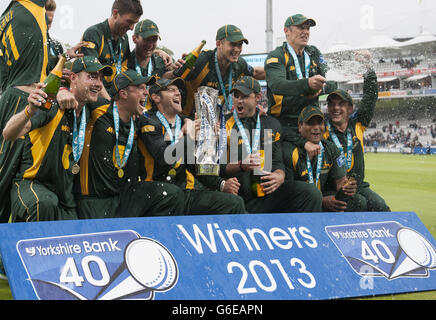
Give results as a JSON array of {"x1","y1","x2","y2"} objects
[
  {"x1": 71, "y1": 56, "x2": 113, "y2": 77},
  {"x1": 231, "y1": 76, "x2": 261, "y2": 96},
  {"x1": 327, "y1": 89, "x2": 353, "y2": 106},
  {"x1": 298, "y1": 106, "x2": 325, "y2": 124},
  {"x1": 134, "y1": 19, "x2": 161, "y2": 40},
  {"x1": 216, "y1": 24, "x2": 248, "y2": 44},
  {"x1": 149, "y1": 77, "x2": 185, "y2": 96},
  {"x1": 284, "y1": 14, "x2": 316, "y2": 28},
  {"x1": 109, "y1": 70, "x2": 156, "y2": 97}
]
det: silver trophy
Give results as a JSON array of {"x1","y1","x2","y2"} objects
[{"x1": 195, "y1": 86, "x2": 221, "y2": 176}]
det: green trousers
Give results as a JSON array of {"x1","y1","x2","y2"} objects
[
  {"x1": 245, "y1": 180, "x2": 323, "y2": 214},
  {"x1": 346, "y1": 186, "x2": 391, "y2": 212},
  {"x1": 11, "y1": 179, "x2": 78, "y2": 222},
  {"x1": 0, "y1": 88, "x2": 29, "y2": 223},
  {"x1": 183, "y1": 189, "x2": 247, "y2": 215},
  {"x1": 77, "y1": 180, "x2": 185, "y2": 219}
]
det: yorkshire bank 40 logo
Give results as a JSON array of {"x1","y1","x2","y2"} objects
[
  {"x1": 326, "y1": 222, "x2": 436, "y2": 280},
  {"x1": 16, "y1": 231, "x2": 178, "y2": 300}
]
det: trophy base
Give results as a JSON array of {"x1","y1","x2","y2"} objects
[{"x1": 196, "y1": 164, "x2": 220, "y2": 176}]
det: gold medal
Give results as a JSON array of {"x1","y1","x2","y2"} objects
[
  {"x1": 168, "y1": 168, "x2": 177, "y2": 177},
  {"x1": 71, "y1": 164, "x2": 80, "y2": 175},
  {"x1": 118, "y1": 168, "x2": 124, "y2": 179}
]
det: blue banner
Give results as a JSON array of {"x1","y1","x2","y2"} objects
[{"x1": 0, "y1": 211, "x2": 435, "y2": 300}]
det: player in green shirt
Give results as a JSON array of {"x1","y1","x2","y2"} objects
[
  {"x1": 79, "y1": 0, "x2": 143, "y2": 99},
  {"x1": 76, "y1": 70, "x2": 184, "y2": 219},
  {"x1": 265, "y1": 14, "x2": 328, "y2": 158},
  {"x1": 222, "y1": 76, "x2": 320, "y2": 213},
  {"x1": 323, "y1": 52, "x2": 390, "y2": 212},
  {"x1": 283, "y1": 106, "x2": 357, "y2": 212},
  {"x1": 137, "y1": 77, "x2": 246, "y2": 215},
  {"x1": 3, "y1": 56, "x2": 113, "y2": 221},
  {"x1": 0, "y1": 0, "x2": 49, "y2": 222},
  {"x1": 182, "y1": 24, "x2": 265, "y2": 118}
]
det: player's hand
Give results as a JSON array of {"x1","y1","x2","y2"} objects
[
  {"x1": 260, "y1": 170, "x2": 284, "y2": 195},
  {"x1": 241, "y1": 153, "x2": 262, "y2": 172},
  {"x1": 182, "y1": 118, "x2": 196, "y2": 140},
  {"x1": 342, "y1": 178, "x2": 357, "y2": 197},
  {"x1": 304, "y1": 141, "x2": 321, "y2": 158},
  {"x1": 323, "y1": 195, "x2": 347, "y2": 212},
  {"x1": 222, "y1": 178, "x2": 240, "y2": 195},
  {"x1": 66, "y1": 41, "x2": 85, "y2": 59},
  {"x1": 57, "y1": 89, "x2": 78, "y2": 110},
  {"x1": 155, "y1": 49, "x2": 172, "y2": 68},
  {"x1": 28, "y1": 83, "x2": 47, "y2": 109}
]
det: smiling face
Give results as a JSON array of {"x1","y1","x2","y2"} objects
[
  {"x1": 133, "y1": 34, "x2": 158, "y2": 59},
  {"x1": 327, "y1": 95, "x2": 353, "y2": 129},
  {"x1": 152, "y1": 85, "x2": 182, "y2": 115},
  {"x1": 217, "y1": 39, "x2": 244, "y2": 64},
  {"x1": 298, "y1": 115, "x2": 325, "y2": 144},
  {"x1": 285, "y1": 22, "x2": 311, "y2": 51},
  {"x1": 119, "y1": 83, "x2": 148, "y2": 116}
]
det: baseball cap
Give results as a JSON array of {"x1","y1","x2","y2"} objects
[
  {"x1": 71, "y1": 56, "x2": 113, "y2": 77},
  {"x1": 134, "y1": 19, "x2": 161, "y2": 40},
  {"x1": 109, "y1": 70, "x2": 156, "y2": 97},
  {"x1": 327, "y1": 89, "x2": 354, "y2": 106},
  {"x1": 216, "y1": 24, "x2": 249, "y2": 44},
  {"x1": 298, "y1": 106, "x2": 325, "y2": 124},
  {"x1": 230, "y1": 76, "x2": 261, "y2": 96},
  {"x1": 149, "y1": 77, "x2": 185, "y2": 95},
  {"x1": 284, "y1": 14, "x2": 316, "y2": 28}
]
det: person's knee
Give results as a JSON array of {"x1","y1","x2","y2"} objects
[{"x1": 346, "y1": 194, "x2": 368, "y2": 212}]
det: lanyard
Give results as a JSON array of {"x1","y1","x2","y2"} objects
[
  {"x1": 286, "y1": 43, "x2": 310, "y2": 79},
  {"x1": 215, "y1": 50, "x2": 233, "y2": 111},
  {"x1": 107, "y1": 40, "x2": 122, "y2": 74},
  {"x1": 327, "y1": 121, "x2": 353, "y2": 169},
  {"x1": 233, "y1": 108, "x2": 261, "y2": 155},
  {"x1": 113, "y1": 102, "x2": 135, "y2": 170},
  {"x1": 72, "y1": 108, "x2": 86, "y2": 163},
  {"x1": 156, "y1": 111, "x2": 182, "y2": 145},
  {"x1": 306, "y1": 142, "x2": 324, "y2": 189}
]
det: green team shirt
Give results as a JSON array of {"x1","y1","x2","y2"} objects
[
  {"x1": 77, "y1": 98, "x2": 140, "y2": 198},
  {"x1": 80, "y1": 19, "x2": 130, "y2": 90},
  {"x1": 283, "y1": 139, "x2": 346, "y2": 193},
  {"x1": 265, "y1": 42, "x2": 327, "y2": 144},
  {"x1": 182, "y1": 48, "x2": 254, "y2": 117},
  {"x1": 223, "y1": 112, "x2": 284, "y2": 201},
  {"x1": 0, "y1": 0, "x2": 48, "y2": 91},
  {"x1": 324, "y1": 69, "x2": 378, "y2": 192},
  {"x1": 136, "y1": 114, "x2": 223, "y2": 191},
  {"x1": 14, "y1": 103, "x2": 89, "y2": 209}
]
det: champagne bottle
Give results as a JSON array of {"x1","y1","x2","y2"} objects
[
  {"x1": 38, "y1": 54, "x2": 67, "y2": 111},
  {"x1": 173, "y1": 40, "x2": 206, "y2": 79}
]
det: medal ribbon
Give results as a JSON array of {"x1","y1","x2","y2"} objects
[
  {"x1": 215, "y1": 50, "x2": 233, "y2": 111},
  {"x1": 286, "y1": 43, "x2": 310, "y2": 80},
  {"x1": 113, "y1": 102, "x2": 135, "y2": 171},
  {"x1": 107, "y1": 40, "x2": 122, "y2": 74},
  {"x1": 327, "y1": 121, "x2": 353, "y2": 169},
  {"x1": 306, "y1": 142, "x2": 324, "y2": 190},
  {"x1": 233, "y1": 107, "x2": 261, "y2": 155},
  {"x1": 156, "y1": 111, "x2": 182, "y2": 145},
  {"x1": 72, "y1": 108, "x2": 87, "y2": 163}
]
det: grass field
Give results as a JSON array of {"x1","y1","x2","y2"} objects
[{"x1": 0, "y1": 153, "x2": 435, "y2": 300}]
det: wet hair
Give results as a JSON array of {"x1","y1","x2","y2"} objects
[
  {"x1": 45, "y1": 0, "x2": 56, "y2": 11},
  {"x1": 112, "y1": 0, "x2": 143, "y2": 17}
]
